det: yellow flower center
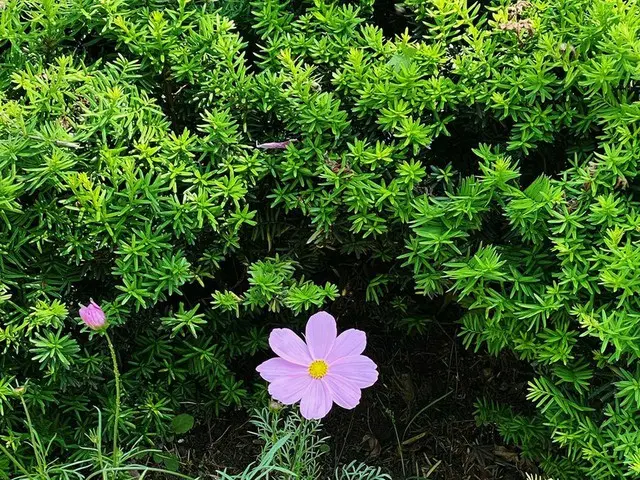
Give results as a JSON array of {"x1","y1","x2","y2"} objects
[{"x1": 308, "y1": 360, "x2": 329, "y2": 379}]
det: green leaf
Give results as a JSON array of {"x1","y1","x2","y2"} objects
[
  {"x1": 152, "y1": 452, "x2": 180, "y2": 471},
  {"x1": 171, "y1": 413, "x2": 195, "y2": 434},
  {"x1": 163, "y1": 454, "x2": 180, "y2": 471}
]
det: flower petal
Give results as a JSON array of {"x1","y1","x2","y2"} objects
[
  {"x1": 300, "y1": 380, "x2": 333, "y2": 420},
  {"x1": 269, "y1": 328, "x2": 313, "y2": 365},
  {"x1": 329, "y1": 355, "x2": 378, "y2": 388},
  {"x1": 268, "y1": 375, "x2": 312, "y2": 405},
  {"x1": 326, "y1": 329, "x2": 366, "y2": 362},
  {"x1": 257, "y1": 357, "x2": 308, "y2": 382},
  {"x1": 323, "y1": 375, "x2": 361, "y2": 409},
  {"x1": 305, "y1": 311, "x2": 337, "y2": 359}
]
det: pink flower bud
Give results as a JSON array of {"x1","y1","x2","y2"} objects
[{"x1": 79, "y1": 300, "x2": 106, "y2": 330}]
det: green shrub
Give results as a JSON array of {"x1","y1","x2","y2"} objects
[
  {"x1": 0, "y1": 0, "x2": 338, "y2": 463},
  {"x1": 3, "y1": 0, "x2": 640, "y2": 478}
]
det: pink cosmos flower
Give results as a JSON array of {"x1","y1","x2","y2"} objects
[
  {"x1": 256, "y1": 311, "x2": 378, "y2": 420},
  {"x1": 79, "y1": 300, "x2": 106, "y2": 330}
]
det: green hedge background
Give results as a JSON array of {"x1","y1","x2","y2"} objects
[{"x1": 3, "y1": 0, "x2": 640, "y2": 478}]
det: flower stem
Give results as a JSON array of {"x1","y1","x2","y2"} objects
[
  {"x1": 0, "y1": 443, "x2": 30, "y2": 477},
  {"x1": 104, "y1": 333, "x2": 121, "y2": 467}
]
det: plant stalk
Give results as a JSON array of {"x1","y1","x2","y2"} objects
[{"x1": 105, "y1": 333, "x2": 121, "y2": 467}]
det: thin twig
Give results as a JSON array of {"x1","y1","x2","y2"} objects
[{"x1": 402, "y1": 390, "x2": 454, "y2": 442}]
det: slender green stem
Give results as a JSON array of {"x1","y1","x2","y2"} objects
[
  {"x1": 401, "y1": 390, "x2": 453, "y2": 441},
  {"x1": 104, "y1": 333, "x2": 121, "y2": 468},
  {"x1": 94, "y1": 408, "x2": 107, "y2": 480},
  {"x1": 20, "y1": 396, "x2": 47, "y2": 475},
  {"x1": 0, "y1": 443, "x2": 31, "y2": 477}
]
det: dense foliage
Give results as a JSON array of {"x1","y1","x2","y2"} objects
[{"x1": 3, "y1": 0, "x2": 640, "y2": 478}]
